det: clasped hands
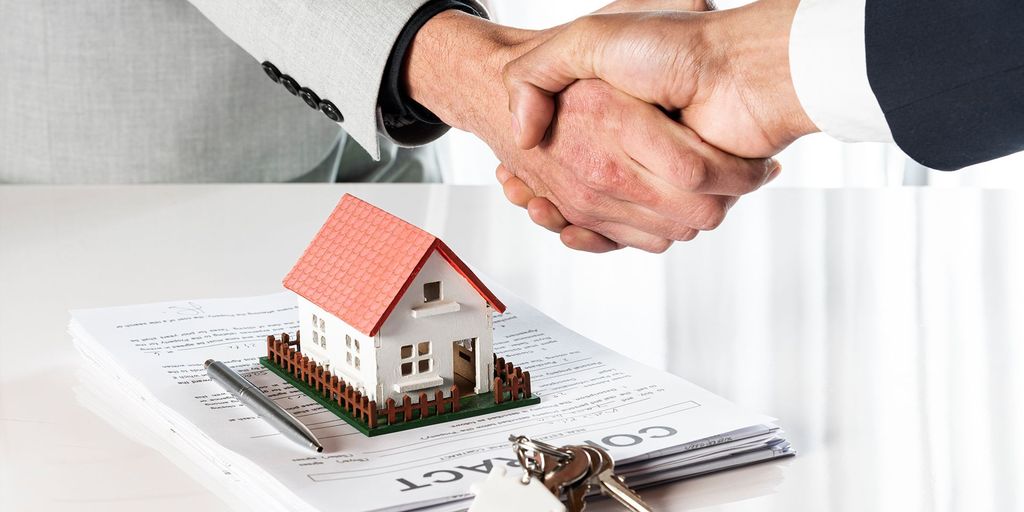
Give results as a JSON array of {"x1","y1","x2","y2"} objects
[{"x1": 406, "y1": 0, "x2": 816, "y2": 253}]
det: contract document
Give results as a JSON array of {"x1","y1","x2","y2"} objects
[{"x1": 70, "y1": 289, "x2": 792, "y2": 512}]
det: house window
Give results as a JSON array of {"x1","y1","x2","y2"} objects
[
  {"x1": 311, "y1": 314, "x2": 319, "y2": 347},
  {"x1": 400, "y1": 342, "x2": 432, "y2": 376},
  {"x1": 423, "y1": 281, "x2": 441, "y2": 302},
  {"x1": 311, "y1": 314, "x2": 327, "y2": 348},
  {"x1": 345, "y1": 334, "x2": 360, "y2": 369}
]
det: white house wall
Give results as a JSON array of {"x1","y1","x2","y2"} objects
[
  {"x1": 375, "y1": 251, "x2": 494, "y2": 404},
  {"x1": 295, "y1": 295, "x2": 378, "y2": 398}
]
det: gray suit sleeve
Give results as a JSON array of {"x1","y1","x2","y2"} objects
[{"x1": 184, "y1": 0, "x2": 435, "y2": 160}]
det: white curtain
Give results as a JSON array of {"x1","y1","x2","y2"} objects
[{"x1": 429, "y1": 182, "x2": 1024, "y2": 509}]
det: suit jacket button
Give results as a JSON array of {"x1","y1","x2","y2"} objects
[
  {"x1": 298, "y1": 88, "x2": 321, "y2": 110},
  {"x1": 261, "y1": 61, "x2": 281, "y2": 83},
  {"x1": 280, "y1": 75, "x2": 301, "y2": 96},
  {"x1": 319, "y1": 100, "x2": 344, "y2": 122}
]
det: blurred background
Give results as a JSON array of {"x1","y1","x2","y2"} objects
[
  {"x1": 3, "y1": 2, "x2": 1020, "y2": 508},
  {"x1": 440, "y1": 0, "x2": 1024, "y2": 189}
]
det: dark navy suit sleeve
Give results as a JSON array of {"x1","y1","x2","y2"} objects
[{"x1": 864, "y1": 0, "x2": 1024, "y2": 171}]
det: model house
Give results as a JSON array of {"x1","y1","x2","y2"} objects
[{"x1": 281, "y1": 194, "x2": 506, "y2": 405}]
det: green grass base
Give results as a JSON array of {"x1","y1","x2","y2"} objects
[{"x1": 260, "y1": 357, "x2": 540, "y2": 437}]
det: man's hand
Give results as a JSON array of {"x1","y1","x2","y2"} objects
[
  {"x1": 404, "y1": 7, "x2": 777, "y2": 253},
  {"x1": 502, "y1": 0, "x2": 818, "y2": 159}
]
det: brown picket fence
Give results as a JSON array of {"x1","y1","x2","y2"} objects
[
  {"x1": 266, "y1": 334, "x2": 469, "y2": 428},
  {"x1": 492, "y1": 354, "x2": 532, "y2": 404},
  {"x1": 267, "y1": 334, "x2": 377, "y2": 427},
  {"x1": 381, "y1": 387, "x2": 461, "y2": 424}
]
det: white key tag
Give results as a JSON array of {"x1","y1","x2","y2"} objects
[{"x1": 468, "y1": 466, "x2": 566, "y2": 512}]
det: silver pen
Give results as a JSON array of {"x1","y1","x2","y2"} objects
[{"x1": 205, "y1": 359, "x2": 323, "y2": 453}]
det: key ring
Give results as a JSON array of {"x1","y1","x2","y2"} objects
[
  {"x1": 509, "y1": 435, "x2": 573, "y2": 484},
  {"x1": 510, "y1": 435, "x2": 574, "y2": 461}
]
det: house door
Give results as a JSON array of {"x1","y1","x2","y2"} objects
[{"x1": 452, "y1": 338, "x2": 477, "y2": 395}]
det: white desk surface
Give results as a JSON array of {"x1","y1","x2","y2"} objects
[{"x1": 2, "y1": 184, "x2": 1022, "y2": 511}]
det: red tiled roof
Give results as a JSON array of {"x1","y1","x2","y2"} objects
[{"x1": 283, "y1": 194, "x2": 505, "y2": 336}]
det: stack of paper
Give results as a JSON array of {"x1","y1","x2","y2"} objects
[{"x1": 70, "y1": 289, "x2": 792, "y2": 512}]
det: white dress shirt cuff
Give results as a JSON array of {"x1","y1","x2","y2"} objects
[{"x1": 789, "y1": 0, "x2": 894, "y2": 143}]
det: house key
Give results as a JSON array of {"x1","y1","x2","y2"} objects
[
  {"x1": 560, "y1": 446, "x2": 597, "y2": 511},
  {"x1": 540, "y1": 445, "x2": 591, "y2": 499},
  {"x1": 557, "y1": 445, "x2": 616, "y2": 511},
  {"x1": 585, "y1": 445, "x2": 653, "y2": 512}
]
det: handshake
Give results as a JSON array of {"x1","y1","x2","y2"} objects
[{"x1": 406, "y1": 0, "x2": 816, "y2": 253}]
